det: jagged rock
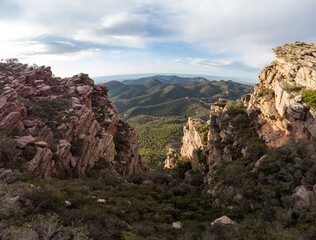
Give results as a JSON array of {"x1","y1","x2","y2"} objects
[
  {"x1": 0, "y1": 112, "x2": 23, "y2": 130},
  {"x1": 164, "y1": 148, "x2": 179, "y2": 169},
  {"x1": 16, "y1": 135, "x2": 35, "y2": 148},
  {"x1": 27, "y1": 147, "x2": 53, "y2": 177},
  {"x1": 0, "y1": 61, "x2": 147, "y2": 177},
  {"x1": 247, "y1": 42, "x2": 316, "y2": 146},
  {"x1": 210, "y1": 216, "x2": 235, "y2": 226},
  {"x1": 181, "y1": 117, "x2": 208, "y2": 167}
]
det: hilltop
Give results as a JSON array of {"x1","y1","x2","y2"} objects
[{"x1": 121, "y1": 75, "x2": 210, "y2": 84}]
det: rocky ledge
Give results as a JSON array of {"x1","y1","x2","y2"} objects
[
  {"x1": 0, "y1": 61, "x2": 148, "y2": 177},
  {"x1": 244, "y1": 41, "x2": 316, "y2": 147}
]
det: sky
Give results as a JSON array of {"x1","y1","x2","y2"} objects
[{"x1": 0, "y1": 0, "x2": 315, "y2": 83}]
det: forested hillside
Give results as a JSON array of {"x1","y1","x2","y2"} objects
[{"x1": 104, "y1": 78, "x2": 253, "y2": 165}]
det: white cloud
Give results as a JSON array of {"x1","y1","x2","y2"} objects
[
  {"x1": 173, "y1": 57, "x2": 234, "y2": 67},
  {"x1": 0, "y1": 0, "x2": 315, "y2": 79}
]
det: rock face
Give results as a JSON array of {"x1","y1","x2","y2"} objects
[
  {"x1": 181, "y1": 117, "x2": 208, "y2": 167},
  {"x1": 245, "y1": 42, "x2": 316, "y2": 147},
  {"x1": 164, "y1": 148, "x2": 179, "y2": 169},
  {"x1": 180, "y1": 42, "x2": 316, "y2": 182},
  {"x1": 0, "y1": 62, "x2": 147, "y2": 177}
]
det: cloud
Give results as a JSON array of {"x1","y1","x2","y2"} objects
[
  {"x1": 0, "y1": 0, "x2": 315, "y2": 79},
  {"x1": 0, "y1": 41, "x2": 99, "y2": 60},
  {"x1": 173, "y1": 57, "x2": 234, "y2": 67}
]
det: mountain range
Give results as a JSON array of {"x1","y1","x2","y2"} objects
[{"x1": 104, "y1": 78, "x2": 253, "y2": 165}]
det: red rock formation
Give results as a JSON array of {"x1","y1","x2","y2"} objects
[{"x1": 0, "y1": 61, "x2": 147, "y2": 177}]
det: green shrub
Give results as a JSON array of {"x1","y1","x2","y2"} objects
[
  {"x1": 282, "y1": 82, "x2": 302, "y2": 93},
  {"x1": 0, "y1": 132, "x2": 18, "y2": 168},
  {"x1": 71, "y1": 139, "x2": 85, "y2": 157},
  {"x1": 302, "y1": 90, "x2": 316, "y2": 109},
  {"x1": 257, "y1": 88, "x2": 275, "y2": 100}
]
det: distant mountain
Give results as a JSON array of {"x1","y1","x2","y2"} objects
[
  {"x1": 121, "y1": 75, "x2": 210, "y2": 85},
  {"x1": 104, "y1": 79, "x2": 253, "y2": 116},
  {"x1": 103, "y1": 79, "x2": 253, "y2": 165}
]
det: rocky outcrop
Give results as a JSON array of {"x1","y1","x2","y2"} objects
[
  {"x1": 181, "y1": 117, "x2": 208, "y2": 167},
  {"x1": 0, "y1": 61, "x2": 147, "y2": 177},
  {"x1": 245, "y1": 42, "x2": 316, "y2": 147},
  {"x1": 292, "y1": 185, "x2": 316, "y2": 210},
  {"x1": 164, "y1": 148, "x2": 179, "y2": 169}
]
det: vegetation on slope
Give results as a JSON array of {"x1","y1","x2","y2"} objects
[
  {"x1": 105, "y1": 79, "x2": 253, "y2": 114},
  {"x1": 128, "y1": 115, "x2": 186, "y2": 167},
  {"x1": 121, "y1": 75, "x2": 210, "y2": 85},
  {"x1": 104, "y1": 79, "x2": 253, "y2": 166},
  {"x1": 1, "y1": 135, "x2": 316, "y2": 239}
]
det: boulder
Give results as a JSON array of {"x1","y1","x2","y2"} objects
[
  {"x1": 65, "y1": 200, "x2": 72, "y2": 207},
  {"x1": 172, "y1": 221, "x2": 182, "y2": 229},
  {"x1": 211, "y1": 216, "x2": 236, "y2": 226},
  {"x1": 16, "y1": 135, "x2": 35, "y2": 148},
  {"x1": 23, "y1": 120, "x2": 34, "y2": 128},
  {"x1": 292, "y1": 185, "x2": 315, "y2": 210}
]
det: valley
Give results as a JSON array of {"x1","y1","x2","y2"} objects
[{"x1": 105, "y1": 78, "x2": 253, "y2": 166}]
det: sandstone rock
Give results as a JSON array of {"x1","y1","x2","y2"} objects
[
  {"x1": 16, "y1": 135, "x2": 35, "y2": 148},
  {"x1": 34, "y1": 141, "x2": 48, "y2": 148},
  {"x1": 164, "y1": 148, "x2": 179, "y2": 169},
  {"x1": 211, "y1": 216, "x2": 235, "y2": 226},
  {"x1": 19, "y1": 86, "x2": 34, "y2": 98},
  {"x1": 0, "y1": 61, "x2": 147, "y2": 177},
  {"x1": 27, "y1": 147, "x2": 53, "y2": 177},
  {"x1": 287, "y1": 98, "x2": 306, "y2": 120},
  {"x1": 28, "y1": 126, "x2": 38, "y2": 136},
  {"x1": 292, "y1": 185, "x2": 315, "y2": 210},
  {"x1": 247, "y1": 42, "x2": 316, "y2": 147},
  {"x1": 76, "y1": 85, "x2": 91, "y2": 95},
  {"x1": 181, "y1": 117, "x2": 207, "y2": 167},
  {"x1": 0, "y1": 112, "x2": 22, "y2": 130},
  {"x1": 23, "y1": 120, "x2": 34, "y2": 128},
  {"x1": 0, "y1": 168, "x2": 12, "y2": 180},
  {"x1": 172, "y1": 221, "x2": 182, "y2": 229},
  {"x1": 97, "y1": 199, "x2": 106, "y2": 203},
  {"x1": 0, "y1": 96, "x2": 7, "y2": 110}
]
